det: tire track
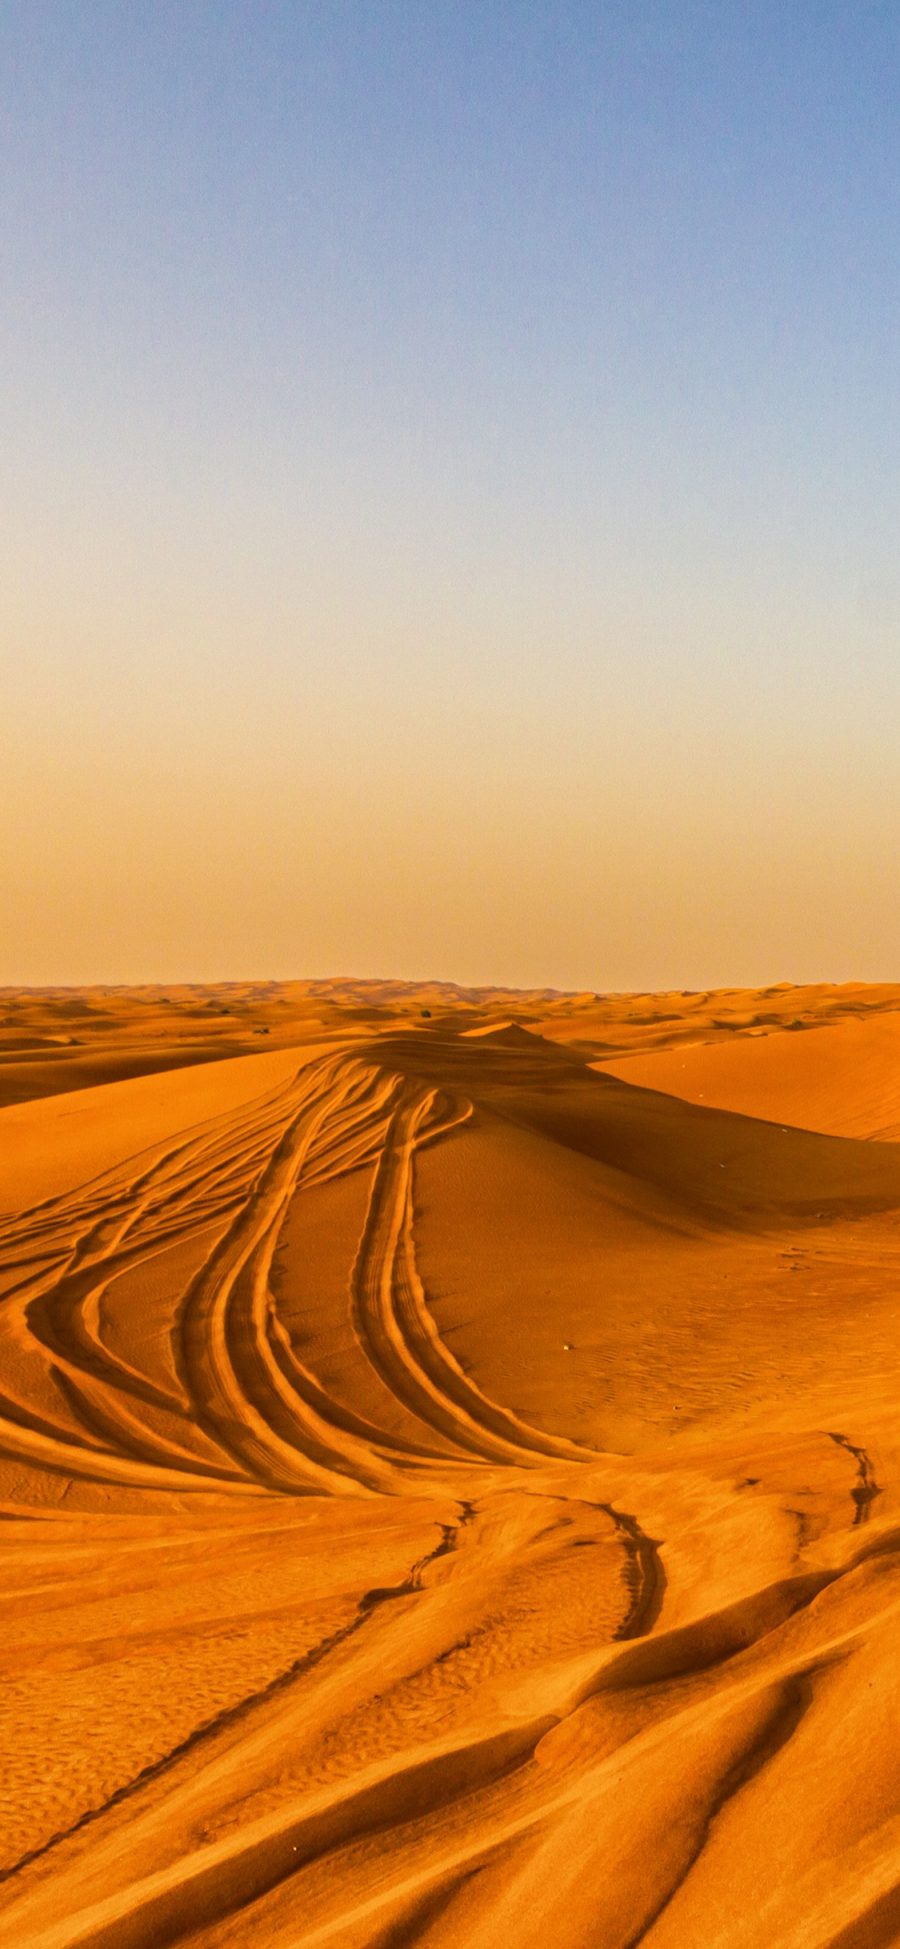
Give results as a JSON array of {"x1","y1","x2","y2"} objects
[
  {"x1": 350, "y1": 1082, "x2": 600, "y2": 1470},
  {"x1": 602, "y1": 1503, "x2": 667, "y2": 1640},
  {"x1": 827, "y1": 1429, "x2": 880, "y2": 1525},
  {"x1": 1, "y1": 1044, "x2": 605, "y2": 1498}
]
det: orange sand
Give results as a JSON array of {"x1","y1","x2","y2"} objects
[{"x1": 2, "y1": 978, "x2": 900, "y2": 1945}]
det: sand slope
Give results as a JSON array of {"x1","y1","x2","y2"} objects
[
  {"x1": 2, "y1": 987, "x2": 900, "y2": 1944},
  {"x1": 598, "y1": 1010, "x2": 900, "y2": 1141}
]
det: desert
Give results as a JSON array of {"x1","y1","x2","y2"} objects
[
  {"x1": 2, "y1": 978, "x2": 900, "y2": 1944},
  {"x1": 5, "y1": 9, "x2": 899, "y2": 1939}
]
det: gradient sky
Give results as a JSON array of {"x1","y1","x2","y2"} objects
[{"x1": 3, "y1": 1, "x2": 899, "y2": 989}]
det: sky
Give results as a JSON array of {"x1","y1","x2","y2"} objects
[{"x1": 2, "y1": 0, "x2": 899, "y2": 990}]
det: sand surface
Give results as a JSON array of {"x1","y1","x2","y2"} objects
[{"x1": 3, "y1": 978, "x2": 900, "y2": 1945}]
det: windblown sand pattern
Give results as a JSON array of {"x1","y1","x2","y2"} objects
[{"x1": 3, "y1": 982, "x2": 900, "y2": 1945}]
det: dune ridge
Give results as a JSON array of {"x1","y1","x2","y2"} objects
[
  {"x1": 2, "y1": 985, "x2": 900, "y2": 1943},
  {"x1": 4, "y1": 974, "x2": 900, "y2": 1112}
]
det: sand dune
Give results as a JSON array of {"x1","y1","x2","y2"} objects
[
  {"x1": 5, "y1": 975, "x2": 899, "y2": 1111},
  {"x1": 598, "y1": 1010, "x2": 900, "y2": 1141},
  {"x1": 3, "y1": 983, "x2": 900, "y2": 1943}
]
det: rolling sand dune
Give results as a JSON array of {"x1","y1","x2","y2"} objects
[{"x1": 3, "y1": 981, "x2": 900, "y2": 1944}]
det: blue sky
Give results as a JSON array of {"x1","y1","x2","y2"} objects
[{"x1": 2, "y1": 2, "x2": 899, "y2": 985}]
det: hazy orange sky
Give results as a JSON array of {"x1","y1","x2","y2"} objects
[{"x1": 3, "y1": 4, "x2": 899, "y2": 990}]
